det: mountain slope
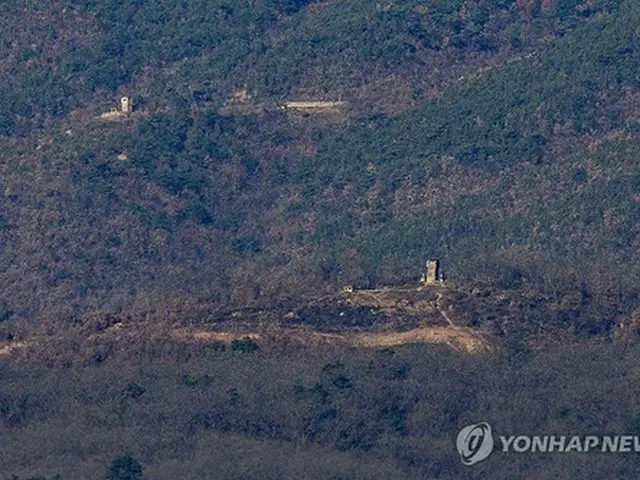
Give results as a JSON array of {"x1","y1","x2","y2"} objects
[{"x1": 0, "y1": 0, "x2": 637, "y2": 335}]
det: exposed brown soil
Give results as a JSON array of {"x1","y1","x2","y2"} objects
[{"x1": 173, "y1": 324, "x2": 488, "y2": 353}]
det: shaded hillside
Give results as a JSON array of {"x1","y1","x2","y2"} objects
[{"x1": 1, "y1": 338, "x2": 639, "y2": 479}]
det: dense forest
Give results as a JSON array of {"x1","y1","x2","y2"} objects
[{"x1": 0, "y1": 0, "x2": 639, "y2": 477}]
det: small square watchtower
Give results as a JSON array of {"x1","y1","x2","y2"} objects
[
  {"x1": 420, "y1": 260, "x2": 440, "y2": 285},
  {"x1": 120, "y1": 96, "x2": 131, "y2": 114}
]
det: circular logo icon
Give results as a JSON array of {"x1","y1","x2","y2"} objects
[{"x1": 456, "y1": 422, "x2": 494, "y2": 465}]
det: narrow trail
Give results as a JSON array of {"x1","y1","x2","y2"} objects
[
  {"x1": 435, "y1": 291, "x2": 454, "y2": 327},
  {"x1": 176, "y1": 324, "x2": 488, "y2": 354},
  {"x1": 0, "y1": 323, "x2": 488, "y2": 359},
  {"x1": 0, "y1": 341, "x2": 29, "y2": 356}
]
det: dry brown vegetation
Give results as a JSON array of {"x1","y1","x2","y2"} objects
[
  {"x1": 0, "y1": 1, "x2": 639, "y2": 478},
  {"x1": 0, "y1": 282, "x2": 634, "y2": 369},
  {"x1": 0, "y1": 331, "x2": 638, "y2": 479}
]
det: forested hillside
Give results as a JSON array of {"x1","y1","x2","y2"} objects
[
  {"x1": 2, "y1": 1, "x2": 640, "y2": 478},
  {"x1": 2, "y1": 341, "x2": 640, "y2": 479},
  {"x1": 0, "y1": 0, "x2": 638, "y2": 335}
]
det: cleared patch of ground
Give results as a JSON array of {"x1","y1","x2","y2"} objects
[
  {"x1": 173, "y1": 324, "x2": 487, "y2": 354},
  {"x1": 4, "y1": 283, "x2": 577, "y2": 362}
]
